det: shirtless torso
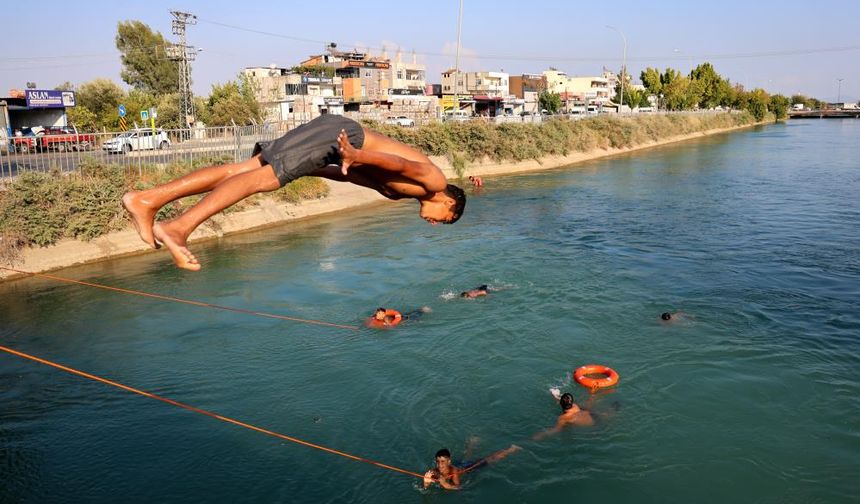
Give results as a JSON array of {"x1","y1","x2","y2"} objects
[
  {"x1": 312, "y1": 128, "x2": 446, "y2": 200},
  {"x1": 556, "y1": 405, "x2": 595, "y2": 428}
]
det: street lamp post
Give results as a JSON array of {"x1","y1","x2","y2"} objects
[
  {"x1": 606, "y1": 25, "x2": 627, "y2": 111},
  {"x1": 453, "y1": 0, "x2": 464, "y2": 115},
  {"x1": 837, "y1": 78, "x2": 844, "y2": 104}
]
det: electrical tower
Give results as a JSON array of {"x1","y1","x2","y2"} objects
[{"x1": 167, "y1": 10, "x2": 198, "y2": 128}]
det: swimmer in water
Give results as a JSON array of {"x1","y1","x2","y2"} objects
[
  {"x1": 366, "y1": 306, "x2": 431, "y2": 327},
  {"x1": 366, "y1": 307, "x2": 399, "y2": 327},
  {"x1": 661, "y1": 311, "x2": 691, "y2": 323},
  {"x1": 468, "y1": 175, "x2": 484, "y2": 187},
  {"x1": 403, "y1": 306, "x2": 432, "y2": 321},
  {"x1": 532, "y1": 392, "x2": 594, "y2": 440},
  {"x1": 423, "y1": 445, "x2": 520, "y2": 490},
  {"x1": 460, "y1": 285, "x2": 489, "y2": 298}
]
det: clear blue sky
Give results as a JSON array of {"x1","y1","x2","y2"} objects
[{"x1": 3, "y1": 0, "x2": 858, "y2": 102}]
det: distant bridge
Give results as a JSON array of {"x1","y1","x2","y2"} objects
[{"x1": 788, "y1": 109, "x2": 860, "y2": 119}]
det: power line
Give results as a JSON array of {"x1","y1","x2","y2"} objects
[{"x1": 197, "y1": 17, "x2": 860, "y2": 63}]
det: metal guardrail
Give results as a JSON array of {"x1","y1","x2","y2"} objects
[{"x1": 0, "y1": 121, "x2": 300, "y2": 179}]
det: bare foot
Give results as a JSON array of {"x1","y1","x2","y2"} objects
[
  {"x1": 122, "y1": 191, "x2": 159, "y2": 249},
  {"x1": 153, "y1": 222, "x2": 201, "y2": 271},
  {"x1": 337, "y1": 129, "x2": 359, "y2": 175}
]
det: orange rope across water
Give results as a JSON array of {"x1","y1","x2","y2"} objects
[
  {"x1": 0, "y1": 266, "x2": 358, "y2": 331},
  {"x1": 0, "y1": 344, "x2": 425, "y2": 480}
]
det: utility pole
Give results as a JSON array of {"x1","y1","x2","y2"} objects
[
  {"x1": 167, "y1": 10, "x2": 198, "y2": 129},
  {"x1": 453, "y1": 0, "x2": 464, "y2": 114},
  {"x1": 607, "y1": 25, "x2": 627, "y2": 111}
]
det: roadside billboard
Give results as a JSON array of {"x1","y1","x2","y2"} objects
[{"x1": 25, "y1": 90, "x2": 76, "y2": 109}]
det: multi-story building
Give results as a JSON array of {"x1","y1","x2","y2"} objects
[
  {"x1": 301, "y1": 47, "x2": 391, "y2": 107},
  {"x1": 389, "y1": 49, "x2": 426, "y2": 96},
  {"x1": 543, "y1": 69, "x2": 612, "y2": 105},
  {"x1": 244, "y1": 66, "x2": 343, "y2": 122},
  {"x1": 441, "y1": 70, "x2": 511, "y2": 116},
  {"x1": 509, "y1": 73, "x2": 545, "y2": 114}
]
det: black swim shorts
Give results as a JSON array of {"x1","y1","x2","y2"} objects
[{"x1": 252, "y1": 114, "x2": 365, "y2": 187}]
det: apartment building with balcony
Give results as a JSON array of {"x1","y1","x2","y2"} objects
[
  {"x1": 509, "y1": 73, "x2": 545, "y2": 114},
  {"x1": 301, "y1": 46, "x2": 391, "y2": 108},
  {"x1": 543, "y1": 69, "x2": 612, "y2": 104},
  {"x1": 441, "y1": 69, "x2": 511, "y2": 116},
  {"x1": 389, "y1": 48, "x2": 426, "y2": 96},
  {"x1": 244, "y1": 66, "x2": 343, "y2": 121}
]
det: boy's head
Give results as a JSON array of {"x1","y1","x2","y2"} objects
[
  {"x1": 434, "y1": 448, "x2": 452, "y2": 469},
  {"x1": 419, "y1": 184, "x2": 466, "y2": 225},
  {"x1": 560, "y1": 393, "x2": 575, "y2": 411}
]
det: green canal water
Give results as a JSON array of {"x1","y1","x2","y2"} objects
[{"x1": 1, "y1": 119, "x2": 859, "y2": 503}]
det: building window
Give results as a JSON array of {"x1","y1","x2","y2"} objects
[
  {"x1": 286, "y1": 84, "x2": 308, "y2": 95},
  {"x1": 397, "y1": 70, "x2": 404, "y2": 79}
]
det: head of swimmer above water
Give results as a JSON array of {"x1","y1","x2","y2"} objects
[
  {"x1": 419, "y1": 184, "x2": 467, "y2": 225},
  {"x1": 460, "y1": 285, "x2": 489, "y2": 298},
  {"x1": 661, "y1": 312, "x2": 672, "y2": 321},
  {"x1": 435, "y1": 448, "x2": 453, "y2": 470},
  {"x1": 374, "y1": 307, "x2": 387, "y2": 321},
  {"x1": 560, "y1": 393, "x2": 575, "y2": 411}
]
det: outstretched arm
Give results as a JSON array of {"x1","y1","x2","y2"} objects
[
  {"x1": 338, "y1": 130, "x2": 447, "y2": 192},
  {"x1": 532, "y1": 418, "x2": 566, "y2": 441}
]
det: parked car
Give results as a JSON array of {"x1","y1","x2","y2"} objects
[
  {"x1": 102, "y1": 128, "x2": 171, "y2": 154},
  {"x1": 384, "y1": 116, "x2": 415, "y2": 127},
  {"x1": 39, "y1": 126, "x2": 96, "y2": 152}
]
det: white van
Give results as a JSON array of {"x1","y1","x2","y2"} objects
[{"x1": 102, "y1": 128, "x2": 171, "y2": 154}]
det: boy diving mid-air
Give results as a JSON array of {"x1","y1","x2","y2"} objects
[{"x1": 123, "y1": 114, "x2": 466, "y2": 270}]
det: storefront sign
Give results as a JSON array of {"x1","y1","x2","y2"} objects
[
  {"x1": 346, "y1": 60, "x2": 390, "y2": 69},
  {"x1": 25, "y1": 90, "x2": 76, "y2": 108}
]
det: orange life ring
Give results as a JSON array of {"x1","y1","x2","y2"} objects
[
  {"x1": 573, "y1": 364, "x2": 619, "y2": 390},
  {"x1": 368, "y1": 309, "x2": 402, "y2": 328}
]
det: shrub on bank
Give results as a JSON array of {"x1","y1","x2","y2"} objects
[
  {"x1": 371, "y1": 111, "x2": 758, "y2": 168},
  {"x1": 0, "y1": 155, "x2": 330, "y2": 260}
]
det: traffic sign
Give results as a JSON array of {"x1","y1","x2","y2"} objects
[
  {"x1": 140, "y1": 109, "x2": 149, "y2": 121},
  {"x1": 150, "y1": 107, "x2": 158, "y2": 119},
  {"x1": 118, "y1": 104, "x2": 127, "y2": 117}
]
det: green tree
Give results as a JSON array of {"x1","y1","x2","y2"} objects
[
  {"x1": 640, "y1": 67, "x2": 663, "y2": 95},
  {"x1": 690, "y1": 62, "x2": 730, "y2": 109},
  {"x1": 614, "y1": 84, "x2": 649, "y2": 109},
  {"x1": 116, "y1": 20, "x2": 180, "y2": 95},
  {"x1": 769, "y1": 94, "x2": 790, "y2": 120},
  {"x1": 539, "y1": 91, "x2": 562, "y2": 114},
  {"x1": 745, "y1": 88, "x2": 770, "y2": 121},
  {"x1": 71, "y1": 79, "x2": 126, "y2": 130},
  {"x1": 207, "y1": 74, "x2": 263, "y2": 126}
]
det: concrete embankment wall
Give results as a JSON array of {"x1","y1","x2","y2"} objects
[{"x1": 0, "y1": 122, "x2": 761, "y2": 281}]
